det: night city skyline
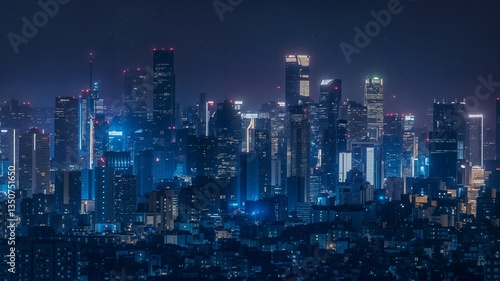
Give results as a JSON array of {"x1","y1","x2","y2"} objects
[
  {"x1": 2, "y1": 0, "x2": 500, "y2": 127},
  {"x1": 2, "y1": 1, "x2": 500, "y2": 280}
]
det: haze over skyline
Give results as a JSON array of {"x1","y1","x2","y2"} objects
[{"x1": 2, "y1": 0, "x2": 500, "y2": 127}]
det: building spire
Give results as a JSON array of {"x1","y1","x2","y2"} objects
[{"x1": 89, "y1": 51, "x2": 93, "y2": 90}]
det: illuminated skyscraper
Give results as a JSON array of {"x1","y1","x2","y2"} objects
[
  {"x1": 153, "y1": 48, "x2": 175, "y2": 147},
  {"x1": 429, "y1": 131, "x2": 458, "y2": 181},
  {"x1": 0, "y1": 98, "x2": 33, "y2": 132},
  {"x1": 285, "y1": 55, "x2": 310, "y2": 108},
  {"x1": 364, "y1": 77, "x2": 384, "y2": 141},
  {"x1": 255, "y1": 129, "x2": 272, "y2": 198},
  {"x1": 467, "y1": 114, "x2": 484, "y2": 167},
  {"x1": 215, "y1": 100, "x2": 242, "y2": 178},
  {"x1": 402, "y1": 114, "x2": 416, "y2": 178},
  {"x1": 260, "y1": 101, "x2": 287, "y2": 191},
  {"x1": 345, "y1": 101, "x2": 368, "y2": 146},
  {"x1": 383, "y1": 114, "x2": 403, "y2": 178},
  {"x1": 79, "y1": 82, "x2": 105, "y2": 169},
  {"x1": 55, "y1": 97, "x2": 80, "y2": 169},
  {"x1": 19, "y1": 128, "x2": 50, "y2": 197},
  {"x1": 287, "y1": 105, "x2": 310, "y2": 207},
  {"x1": 125, "y1": 69, "x2": 148, "y2": 132},
  {"x1": 318, "y1": 79, "x2": 342, "y2": 133},
  {"x1": 433, "y1": 101, "x2": 466, "y2": 160}
]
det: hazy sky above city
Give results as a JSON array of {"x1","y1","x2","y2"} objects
[{"x1": 1, "y1": 0, "x2": 500, "y2": 127}]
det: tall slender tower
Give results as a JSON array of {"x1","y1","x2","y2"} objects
[
  {"x1": 153, "y1": 48, "x2": 176, "y2": 147},
  {"x1": 467, "y1": 114, "x2": 483, "y2": 167},
  {"x1": 383, "y1": 114, "x2": 403, "y2": 178},
  {"x1": 287, "y1": 105, "x2": 310, "y2": 209},
  {"x1": 19, "y1": 128, "x2": 50, "y2": 197},
  {"x1": 285, "y1": 55, "x2": 310, "y2": 109},
  {"x1": 364, "y1": 77, "x2": 384, "y2": 141},
  {"x1": 55, "y1": 97, "x2": 80, "y2": 169},
  {"x1": 318, "y1": 79, "x2": 342, "y2": 133},
  {"x1": 215, "y1": 100, "x2": 242, "y2": 178}
]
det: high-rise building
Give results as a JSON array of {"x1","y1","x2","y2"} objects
[
  {"x1": 351, "y1": 142, "x2": 383, "y2": 189},
  {"x1": 124, "y1": 68, "x2": 148, "y2": 129},
  {"x1": 337, "y1": 119, "x2": 348, "y2": 153},
  {"x1": 186, "y1": 135, "x2": 217, "y2": 178},
  {"x1": 287, "y1": 105, "x2": 310, "y2": 208},
  {"x1": 306, "y1": 102, "x2": 321, "y2": 170},
  {"x1": 55, "y1": 97, "x2": 80, "y2": 169},
  {"x1": 255, "y1": 129, "x2": 272, "y2": 198},
  {"x1": 153, "y1": 48, "x2": 176, "y2": 146},
  {"x1": 239, "y1": 151, "x2": 259, "y2": 206},
  {"x1": 383, "y1": 114, "x2": 403, "y2": 178},
  {"x1": 94, "y1": 167, "x2": 114, "y2": 223},
  {"x1": 364, "y1": 77, "x2": 384, "y2": 141},
  {"x1": 484, "y1": 127, "x2": 495, "y2": 161},
  {"x1": 433, "y1": 101, "x2": 466, "y2": 160},
  {"x1": 318, "y1": 79, "x2": 342, "y2": 133},
  {"x1": 113, "y1": 173, "x2": 137, "y2": 230},
  {"x1": 54, "y1": 170, "x2": 82, "y2": 215},
  {"x1": 124, "y1": 68, "x2": 149, "y2": 152},
  {"x1": 345, "y1": 101, "x2": 368, "y2": 146},
  {"x1": 197, "y1": 93, "x2": 208, "y2": 137},
  {"x1": 0, "y1": 98, "x2": 33, "y2": 132},
  {"x1": 148, "y1": 188, "x2": 179, "y2": 231},
  {"x1": 402, "y1": 114, "x2": 416, "y2": 178},
  {"x1": 466, "y1": 114, "x2": 484, "y2": 167},
  {"x1": 429, "y1": 131, "x2": 458, "y2": 181},
  {"x1": 0, "y1": 128, "x2": 18, "y2": 172},
  {"x1": 260, "y1": 102, "x2": 287, "y2": 190},
  {"x1": 339, "y1": 152, "x2": 352, "y2": 183},
  {"x1": 19, "y1": 128, "x2": 50, "y2": 197},
  {"x1": 79, "y1": 82, "x2": 105, "y2": 169},
  {"x1": 93, "y1": 117, "x2": 109, "y2": 167},
  {"x1": 285, "y1": 55, "x2": 310, "y2": 109},
  {"x1": 215, "y1": 100, "x2": 242, "y2": 178}
]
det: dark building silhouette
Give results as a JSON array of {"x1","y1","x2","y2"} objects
[
  {"x1": 54, "y1": 96, "x2": 79, "y2": 169},
  {"x1": 345, "y1": 100, "x2": 368, "y2": 145},
  {"x1": 0, "y1": 98, "x2": 33, "y2": 132},
  {"x1": 255, "y1": 129, "x2": 272, "y2": 198},
  {"x1": 364, "y1": 77, "x2": 384, "y2": 141},
  {"x1": 215, "y1": 100, "x2": 242, "y2": 179},
  {"x1": 186, "y1": 135, "x2": 217, "y2": 178},
  {"x1": 153, "y1": 49, "x2": 175, "y2": 147},
  {"x1": 318, "y1": 79, "x2": 342, "y2": 133},
  {"x1": 287, "y1": 105, "x2": 310, "y2": 209},
  {"x1": 285, "y1": 55, "x2": 310, "y2": 109},
  {"x1": 429, "y1": 131, "x2": 458, "y2": 181},
  {"x1": 19, "y1": 128, "x2": 50, "y2": 197},
  {"x1": 54, "y1": 170, "x2": 82, "y2": 215},
  {"x1": 383, "y1": 114, "x2": 403, "y2": 178}
]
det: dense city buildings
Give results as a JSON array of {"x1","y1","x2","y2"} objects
[{"x1": 1, "y1": 40, "x2": 499, "y2": 281}]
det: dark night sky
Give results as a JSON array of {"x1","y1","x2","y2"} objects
[{"x1": 1, "y1": 0, "x2": 500, "y2": 127}]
